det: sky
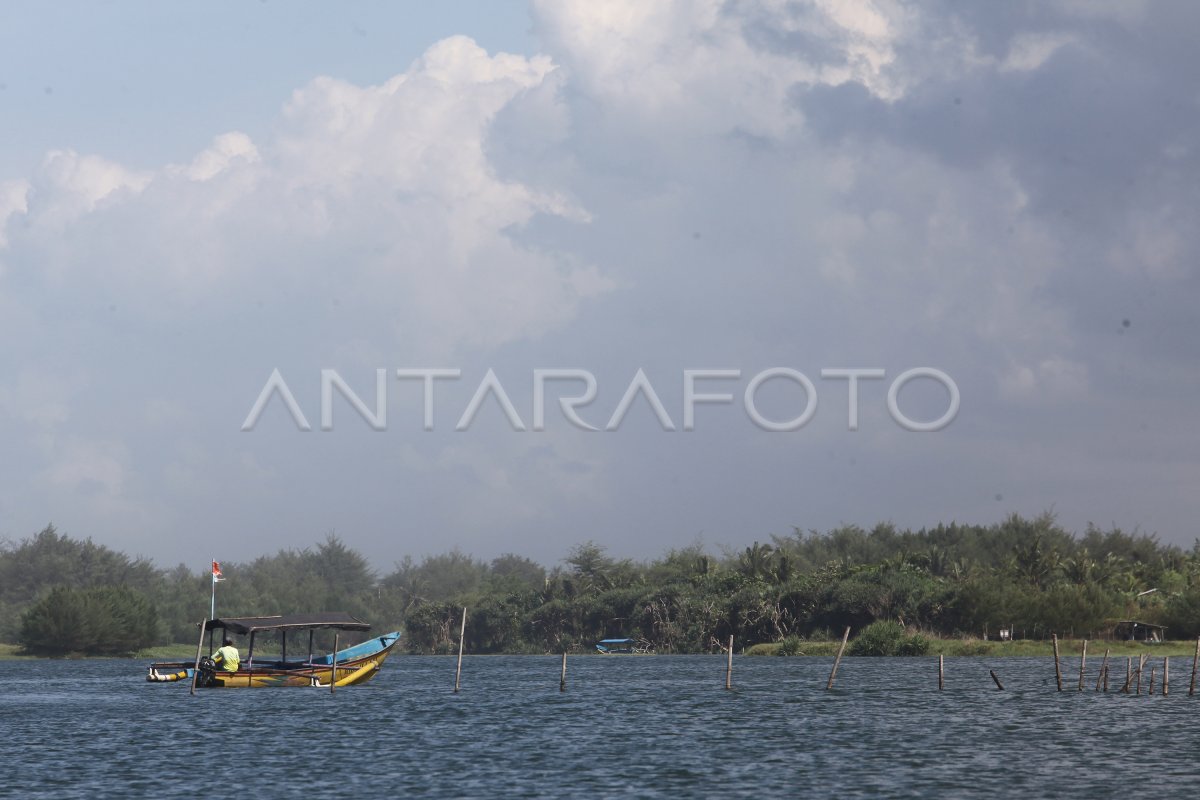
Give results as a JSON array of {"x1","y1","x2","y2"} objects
[{"x1": 1, "y1": 1, "x2": 1198, "y2": 572}]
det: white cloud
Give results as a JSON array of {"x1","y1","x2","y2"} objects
[
  {"x1": 26, "y1": 150, "x2": 151, "y2": 232},
  {"x1": 530, "y1": 0, "x2": 907, "y2": 140},
  {"x1": 999, "y1": 32, "x2": 1076, "y2": 72},
  {"x1": 0, "y1": 179, "x2": 28, "y2": 250},
  {"x1": 2, "y1": 4, "x2": 1199, "y2": 563},
  {"x1": 0, "y1": 35, "x2": 608, "y2": 354},
  {"x1": 169, "y1": 132, "x2": 260, "y2": 182}
]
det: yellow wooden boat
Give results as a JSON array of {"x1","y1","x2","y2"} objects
[{"x1": 146, "y1": 612, "x2": 400, "y2": 689}]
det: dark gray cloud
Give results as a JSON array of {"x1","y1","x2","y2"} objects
[{"x1": 1, "y1": 1, "x2": 1197, "y2": 567}]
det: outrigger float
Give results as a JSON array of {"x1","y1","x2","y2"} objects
[{"x1": 147, "y1": 612, "x2": 400, "y2": 690}]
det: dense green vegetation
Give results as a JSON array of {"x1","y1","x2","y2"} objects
[
  {"x1": 3, "y1": 514, "x2": 1200, "y2": 656},
  {"x1": 18, "y1": 586, "x2": 158, "y2": 656}
]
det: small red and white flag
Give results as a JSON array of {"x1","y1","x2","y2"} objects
[{"x1": 212, "y1": 560, "x2": 224, "y2": 582}]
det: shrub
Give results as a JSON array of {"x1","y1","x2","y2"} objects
[
  {"x1": 896, "y1": 633, "x2": 931, "y2": 656},
  {"x1": 19, "y1": 585, "x2": 159, "y2": 656},
  {"x1": 848, "y1": 620, "x2": 905, "y2": 656},
  {"x1": 776, "y1": 635, "x2": 804, "y2": 656}
]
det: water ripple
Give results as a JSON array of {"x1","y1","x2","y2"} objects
[{"x1": 2, "y1": 656, "x2": 1198, "y2": 798}]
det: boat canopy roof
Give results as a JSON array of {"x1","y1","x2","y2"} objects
[
  {"x1": 598, "y1": 638, "x2": 636, "y2": 644},
  {"x1": 204, "y1": 612, "x2": 371, "y2": 635}
]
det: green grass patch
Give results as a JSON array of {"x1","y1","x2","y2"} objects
[
  {"x1": 747, "y1": 639, "x2": 844, "y2": 657},
  {"x1": 135, "y1": 643, "x2": 199, "y2": 659},
  {"x1": 0, "y1": 643, "x2": 36, "y2": 660},
  {"x1": 0, "y1": 641, "x2": 199, "y2": 660}
]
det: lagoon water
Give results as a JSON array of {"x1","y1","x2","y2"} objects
[{"x1": 2, "y1": 654, "x2": 1197, "y2": 798}]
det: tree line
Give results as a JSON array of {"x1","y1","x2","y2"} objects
[{"x1": 4, "y1": 514, "x2": 1200, "y2": 656}]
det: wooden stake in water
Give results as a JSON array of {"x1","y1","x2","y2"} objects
[
  {"x1": 189, "y1": 620, "x2": 206, "y2": 697},
  {"x1": 1077, "y1": 639, "x2": 1088, "y2": 691},
  {"x1": 939, "y1": 654, "x2": 944, "y2": 691},
  {"x1": 1136, "y1": 654, "x2": 1148, "y2": 695},
  {"x1": 454, "y1": 606, "x2": 466, "y2": 694},
  {"x1": 827, "y1": 626, "x2": 851, "y2": 690},
  {"x1": 560, "y1": 652, "x2": 567, "y2": 693},
  {"x1": 1163, "y1": 657, "x2": 1169, "y2": 696},
  {"x1": 990, "y1": 670, "x2": 1004, "y2": 690},
  {"x1": 1121, "y1": 657, "x2": 1132, "y2": 693},
  {"x1": 1096, "y1": 649, "x2": 1110, "y2": 692},
  {"x1": 725, "y1": 635, "x2": 734, "y2": 690},
  {"x1": 331, "y1": 632, "x2": 339, "y2": 695},
  {"x1": 1191, "y1": 637, "x2": 1200, "y2": 697},
  {"x1": 1052, "y1": 634, "x2": 1063, "y2": 691},
  {"x1": 1148, "y1": 666, "x2": 1155, "y2": 696}
]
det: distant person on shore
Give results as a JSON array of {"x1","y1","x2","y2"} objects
[{"x1": 212, "y1": 637, "x2": 240, "y2": 672}]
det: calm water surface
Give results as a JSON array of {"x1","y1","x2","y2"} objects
[{"x1": 2, "y1": 655, "x2": 1197, "y2": 798}]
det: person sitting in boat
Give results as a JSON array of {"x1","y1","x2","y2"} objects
[{"x1": 211, "y1": 637, "x2": 240, "y2": 672}]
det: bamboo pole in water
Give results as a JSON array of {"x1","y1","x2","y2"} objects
[
  {"x1": 1120, "y1": 658, "x2": 1133, "y2": 693},
  {"x1": 725, "y1": 635, "x2": 734, "y2": 690},
  {"x1": 189, "y1": 620, "x2": 206, "y2": 697},
  {"x1": 1052, "y1": 634, "x2": 1063, "y2": 691},
  {"x1": 1078, "y1": 639, "x2": 1087, "y2": 691},
  {"x1": 939, "y1": 655, "x2": 944, "y2": 691},
  {"x1": 827, "y1": 627, "x2": 851, "y2": 690},
  {"x1": 1096, "y1": 649, "x2": 1110, "y2": 692},
  {"x1": 1163, "y1": 657, "x2": 1169, "y2": 696},
  {"x1": 331, "y1": 632, "x2": 339, "y2": 695},
  {"x1": 990, "y1": 670, "x2": 1004, "y2": 690},
  {"x1": 1136, "y1": 654, "x2": 1148, "y2": 695},
  {"x1": 560, "y1": 652, "x2": 567, "y2": 693},
  {"x1": 1191, "y1": 637, "x2": 1200, "y2": 696},
  {"x1": 454, "y1": 606, "x2": 467, "y2": 694}
]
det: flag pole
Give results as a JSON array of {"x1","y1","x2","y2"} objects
[{"x1": 209, "y1": 560, "x2": 225, "y2": 622}]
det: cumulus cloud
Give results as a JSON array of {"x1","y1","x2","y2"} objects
[
  {"x1": 1, "y1": 35, "x2": 607, "y2": 352},
  {"x1": 530, "y1": 0, "x2": 912, "y2": 140},
  {"x1": 0, "y1": 34, "x2": 617, "y2": 557},
  {"x1": 509, "y1": 0, "x2": 1200, "y2": 550},
  {"x1": 168, "y1": 132, "x2": 260, "y2": 183},
  {"x1": 1, "y1": 4, "x2": 1197, "y2": 563},
  {"x1": 25, "y1": 151, "x2": 151, "y2": 234}
]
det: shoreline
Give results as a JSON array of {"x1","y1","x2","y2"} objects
[
  {"x1": 3, "y1": 640, "x2": 1195, "y2": 660},
  {"x1": 745, "y1": 639, "x2": 1198, "y2": 658}
]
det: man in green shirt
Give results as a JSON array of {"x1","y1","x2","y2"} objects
[{"x1": 212, "y1": 637, "x2": 240, "y2": 672}]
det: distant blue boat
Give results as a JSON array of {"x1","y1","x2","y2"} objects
[{"x1": 595, "y1": 638, "x2": 652, "y2": 654}]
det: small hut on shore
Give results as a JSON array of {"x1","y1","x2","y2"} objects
[{"x1": 1111, "y1": 620, "x2": 1166, "y2": 642}]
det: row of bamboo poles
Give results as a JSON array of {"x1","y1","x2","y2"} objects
[
  {"x1": 1046, "y1": 633, "x2": 1200, "y2": 696},
  {"x1": 448, "y1": 613, "x2": 1200, "y2": 695}
]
